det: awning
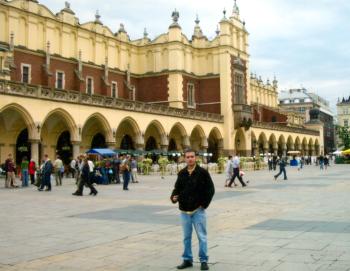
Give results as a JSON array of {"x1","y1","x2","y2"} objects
[{"x1": 86, "y1": 148, "x2": 116, "y2": 157}]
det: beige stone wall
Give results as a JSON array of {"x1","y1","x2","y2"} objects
[{"x1": 250, "y1": 77, "x2": 278, "y2": 108}]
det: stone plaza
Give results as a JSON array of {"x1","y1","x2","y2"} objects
[{"x1": 0, "y1": 164, "x2": 350, "y2": 271}]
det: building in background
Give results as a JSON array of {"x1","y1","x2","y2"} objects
[
  {"x1": 0, "y1": 0, "x2": 323, "y2": 164},
  {"x1": 336, "y1": 97, "x2": 350, "y2": 149},
  {"x1": 279, "y1": 88, "x2": 335, "y2": 154}
]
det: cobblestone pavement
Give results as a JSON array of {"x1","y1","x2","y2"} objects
[{"x1": 0, "y1": 164, "x2": 349, "y2": 271}]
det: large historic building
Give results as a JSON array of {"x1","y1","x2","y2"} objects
[
  {"x1": 279, "y1": 88, "x2": 335, "y2": 154},
  {"x1": 0, "y1": 0, "x2": 323, "y2": 165}
]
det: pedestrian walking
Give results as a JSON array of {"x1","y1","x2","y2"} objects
[
  {"x1": 72, "y1": 157, "x2": 97, "y2": 196},
  {"x1": 319, "y1": 155, "x2": 325, "y2": 170},
  {"x1": 171, "y1": 149, "x2": 215, "y2": 270},
  {"x1": 29, "y1": 158, "x2": 36, "y2": 185},
  {"x1": 228, "y1": 156, "x2": 246, "y2": 187},
  {"x1": 53, "y1": 155, "x2": 63, "y2": 186},
  {"x1": 224, "y1": 156, "x2": 235, "y2": 187},
  {"x1": 38, "y1": 154, "x2": 53, "y2": 191},
  {"x1": 274, "y1": 158, "x2": 287, "y2": 181},
  {"x1": 21, "y1": 156, "x2": 29, "y2": 187}
]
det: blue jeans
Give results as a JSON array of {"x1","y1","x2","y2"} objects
[
  {"x1": 275, "y1": 168, "x2": 287, "y2": 180},
  {"x1": 181, "y1": 208, "x2": 208, "y2": 263},
  {"x1": 22, "y1": 170, "x2": 29, "y2": 187},
  {"x1": 123, "y1": 171, "x2": 130, "y2": 190}
]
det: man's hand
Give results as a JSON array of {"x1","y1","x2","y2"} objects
[{"x1": 172, "y1": 195, "x2": 179, "y2": 203}]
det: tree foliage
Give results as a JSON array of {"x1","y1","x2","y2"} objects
[{"x1": 336, "y1": 125, "x2": 350, "y2": 150}]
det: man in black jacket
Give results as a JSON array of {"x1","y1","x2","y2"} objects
[{"x1": 171, "y1": 149, "x2": 215, "y2": 270}]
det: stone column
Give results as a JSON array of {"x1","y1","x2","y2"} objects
[
  {"x1": 71, "y1": 141, "x2": 81, "y2": 159},
  {"x1": 135, "y1": 143, "x2": 144, "y2": 151},
  {"x1": 106, "y1": 141, "x2": 116, "y2": 150},
  {"x1": 29, "y1": 140, "x2": 40, "y2": 165}
]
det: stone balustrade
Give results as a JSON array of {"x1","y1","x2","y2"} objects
[
  {"x1": 0, "y1": 79, "x2": 224, "y2": 123},
  {"x1": 252, "y1": 121, "x2": 319, "y2": 136}
]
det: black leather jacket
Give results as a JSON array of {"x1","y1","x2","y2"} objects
[{"x1": 171, "y1": 166, "x2": 215, "y2": 212}]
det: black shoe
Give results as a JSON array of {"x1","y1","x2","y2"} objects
[
  {"x1": 91, "y1": 191, "x2": 98, "y2": 196},
  {"x1": 200, "y1": 262, "x2": 209, "y2": 270},
  {"x1": 177, "y1": 260, "x2": 193, "y2": 269},
  {"x1": 123, "y1": 188, "x2": 129, "y2": 191},
  {"x1": 72, "y1": 192, "x2": 82, "y2": 196},
  {"x1": 38, "y1": 188, "x2": 43, "y2": 191},
  {"x1": 45, "y1": 188, "x2": 51, "y2": 191}
]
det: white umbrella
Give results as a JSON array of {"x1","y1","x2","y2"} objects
[{"x1": 332, "y1": 150, "x2": 342, "y2": 155}]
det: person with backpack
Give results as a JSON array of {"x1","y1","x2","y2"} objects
[{"x1": 38, "y1": 154, "x2": 53, "y2": 191}]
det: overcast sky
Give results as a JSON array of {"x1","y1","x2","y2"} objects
[{"x1": 40, "y1": 0, "x2": 350, "y2": 112}]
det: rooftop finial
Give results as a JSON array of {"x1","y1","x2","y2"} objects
[
  {"x1": 195, "y1": 14, "x2": 200, "y2": 25},
  {"x1": 233, "y1": 0, "x2": 240, "y2": 16},
  {"x1": 95, "y1": 10, "x2": 102, "y2": 24},
  {"x1": 65, "y1": 1, "x2": 70, "y2": 9},
  {"x1": 62, "y1": 1, "x2": 75, "y2": 15},
  {"x1": 143, "y1": 27, "x2": 148, "y2": 38},
  {"x1": 215, "y1": 25, "x2": 220, "y2": 36},
  {"x1": 223, "y1": 8, "x2": 227, "y2": 20},
  {"x1": 172, "y1": 9, "x2": 180, "y2": 24},
  {"x1": 118, "y1": 23, "x2": 127, "y2": 33}
]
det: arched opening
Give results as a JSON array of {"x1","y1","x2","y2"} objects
[
  {"x1": 82, "y1": 113, "x2": 112, "y2": 150},
  {"x1": 168, "y1": 138, "x2": 177, "y2": 151},
  {"x1": 190, "y1": 126, "x2": 206, "y2": 152},
  {"x1": 91, "y1": 133, "x2": 107, "y2": 149},
  {"x1": 145, "y1": 136, "x2": 157, "y2": 151},
  {"x1": 287, "y1": 136, "x2": 294, "y2": 153},
  {"x1": 16, "y1": 129, "x2": 31, "y2": 165},
  {"x1": 0, "y1": 104, "x2": 35, "y2": 164},
  {"x1": 41, "y1": 109, "x2": 76, "y2": 160},
  {"x1": 115, "y1": 118, "x2": 141, "y2": 151},
  {"x1": 169, "y1": 123, "x2": 188, "y2": 152},
  {"x1": 120, "y1": 135, "x2": 134, "y2": 150},
  {"x1": 278, "y1": 135, "x2": 286, "y2": 157},
  {"x1": 268, "y1": 134, "x2": 277, "y2": 155},
  {"x1": 234, "y1": 128, "x2": 246, "y2": 157},
  {"x1": 208, "y1": 128, "x2": 223, "y2": 162},
  {"x1": 251, "y1": 131, "x2": 257, "y2": 157},
  {"x1": 56, "y1": 131, "x2": 72, "y2": 165},
  {"x1": 144, "y1": 121, "x2": 166, "y2": 152},
  {"x1": 258, "y1": 133, "x2": 267, "y2": 155}
]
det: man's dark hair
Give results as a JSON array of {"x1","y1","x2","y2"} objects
[
  {"x1": 184, "y1": 149, "x2": 196, "y2": 156},
  {"x1": 228, "y1": 155, "x2": 232, "y2": 159}
]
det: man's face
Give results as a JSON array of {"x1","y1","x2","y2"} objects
[{"x1": 185, "y1": 152, "x2": 196, "y2": 167}]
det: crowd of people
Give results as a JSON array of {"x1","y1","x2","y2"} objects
[{"x1": 1, "y1": 153, "x2": 141, "y2": 195}]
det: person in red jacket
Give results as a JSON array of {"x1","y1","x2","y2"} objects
[{"x1": 29, "y1": 159, "x2": 36, "y2": 185}]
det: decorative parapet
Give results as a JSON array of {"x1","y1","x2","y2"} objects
[
  {"x1": 0, "y1": 80, "x2": 224, "y2": 123},
  {"x1": 252, "y1": 122, "x2": 319, "y2": 136}
]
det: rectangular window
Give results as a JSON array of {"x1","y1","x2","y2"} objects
[
  {"x1": 55, "y1": 71, "x2": 65, "y2": 89},
  {"x1": 21, "y1": 64, "x2": 31, "y2": 84},
  {"x1": 86, "y1": 77, "x2": 94, "y2": 95},
  {"x1": 111, "y1": 81, "x2": 118, "y2": 98},
  {"x1": 187, "y1": 83, "x2": 195, "y2": 108},
  {"x1": 234, "y1": 72, "x2": 245, "y2": 104},
  {"x1": 344, "y1": 120, "x2": 349, "y2": 127}
]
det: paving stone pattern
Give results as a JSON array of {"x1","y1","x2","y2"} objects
[{"x1": 0, "y1": 164, "x2": 349, "y2": 270}]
